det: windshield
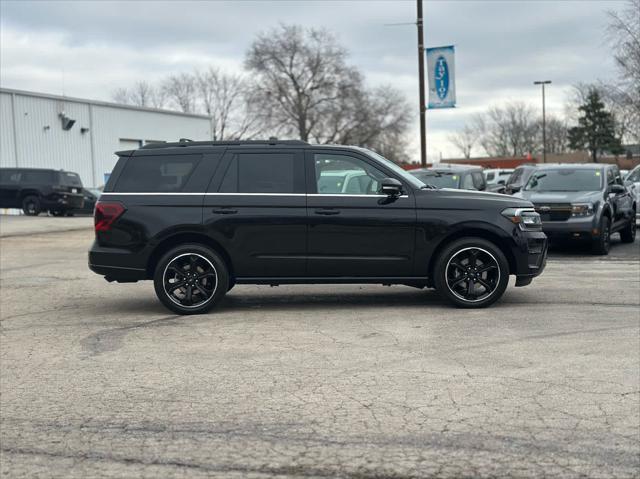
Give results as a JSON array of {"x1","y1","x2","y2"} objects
[
  {"x1": 411, "y1": 171, "x2": 460, "y2": 189},
  {"x1": 60, "y1": 172, "x2": 83, "y2": 187},
  {"x1": 525, "y1": 169, "x2": 603, "y2": 192},
  {"x1": 352, "y1": 147, "x2": 424, "y2": 189}
]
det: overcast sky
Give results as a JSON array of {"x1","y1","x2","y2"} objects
[{"x1": 0, "y1": 0, "x2": 627, "y2": 160}]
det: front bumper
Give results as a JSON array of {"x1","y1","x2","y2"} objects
[
  {"x1": 512, "y1": 230, "x2": 548, "y2": 286},
  {"x1": 541, "y1": 216, "x2": 598, "y2": 239}
]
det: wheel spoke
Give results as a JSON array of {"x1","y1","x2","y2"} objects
[
  {"x1": 468, "y1": 249, "x2": 479, "y2": 267},
  {"x1": 476, "y1": 278, "x2": 493, "y2": 291},
  {"x1": 450, "y1": 262, "x2": 465, "y2": 272},
  {"x1": 194, "y1": 283, "x2": 209, "y2": 298},
  {"x1": 466, "y1": 278, "x2": 475, "y2": 296},
  {"x1": 477, "y1": 264, "x2": 497, "y2": 273},
  {"x1": 450, "y1": 277, "x2": 467, "y2": 288},
  {"x1": 185, "y1": 285, "x2": 193, "y2": 304},
  {"x1": 168, "y1": 281, "x2": 186, "y2": 293}
]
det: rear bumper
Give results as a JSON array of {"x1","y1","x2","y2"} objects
[
  {"x1": 88, "y1": 240, "x2": 148, "y2": 282},
  {"x1": 42, "y1": 193, "x2": 84, "y2": 210}
]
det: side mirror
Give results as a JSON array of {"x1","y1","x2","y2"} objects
[
  {"x1": 609, "y1": 184, "x2": 625, "y2": 195},
  {"x1": 510, "y1": 185, "x2": 522, "y2": 193},
  {"x1": 380, "y1": 178, "x2": 403, "y2": 197}
]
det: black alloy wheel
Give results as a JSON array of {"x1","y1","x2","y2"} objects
[
  {"x1": 434, "y1": 237, "x2": 509, "y2": 308},
  {"x1": 154, "y1": 244, "x2": 228, "y2": 315},
  {"x1": 445, "y1": 247, "x2": 500, "y2": 302}
]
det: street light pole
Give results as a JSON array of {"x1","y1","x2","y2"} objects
[
  {"x1": 417, "y1": 0, "x2": 427, "y2": 167},
  {"x1": 534, "y1": 80, "x2": 551, "y2": 163}
]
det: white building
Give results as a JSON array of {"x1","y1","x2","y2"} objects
[{"x1": 1, "y1": 88, "x2": 211, "y2": 187}]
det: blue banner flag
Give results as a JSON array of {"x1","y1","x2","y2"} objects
[{"x1": 426, "y1": 45, "x2": 456, "y2": 109}]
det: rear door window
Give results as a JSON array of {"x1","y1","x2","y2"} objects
[
  {"x1": 114, "y1": 155, "x2": 202, "y2": 192},
  {"x1": 219, "y1": 152, "x2": 301, "y2": 193},
  {"x1": 22, "y1": 170, "x2": 54, "y2": 184}
]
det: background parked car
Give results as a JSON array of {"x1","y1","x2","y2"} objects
[
  {"x1": 410, "y1": 165, "x2": 487, "y2": 191},
  {"x1": 515, "y1": 163, "x2": 636, "y2": 254},
  {"x1": 0, "y1": 168, "x2": 84, "y2": 216},
  {"x1": 484, "y1": 168, "x2": 514, "y2": 189},
  {"x1": 75, "y1": 187, "x2": 102, "y2": 215},
  {"x1": 504, "y1": 164, "x2": 537, "y2": 194},
  {"x1": 624, "y1": 165, "x2": 640, "y2": 218}
]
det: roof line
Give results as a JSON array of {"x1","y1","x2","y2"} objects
[{"x1": 0, "y1": 87, "x2": 211, "y2": 120}]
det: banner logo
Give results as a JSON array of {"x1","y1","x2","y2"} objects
[{"x1": 427, "y1": 46, "x2": 456, "y2": 109}]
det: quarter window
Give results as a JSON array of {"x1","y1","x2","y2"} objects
[
  {"x1": 220, "y1": 153, "x2": 296, "y2": 193},
  {"x1": 114, "y1": 155, "x2": 201, "y2": 192},
  {"x1": 314, "y1": 154, "x2": 386, "y2": 195},
  {"x1": 461, "y1": 174, "x2": 476, "y2": 190}
]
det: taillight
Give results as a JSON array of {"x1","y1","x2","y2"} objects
[{"x1": 94, "y1": 201, "x2": 125, "y2": 232}]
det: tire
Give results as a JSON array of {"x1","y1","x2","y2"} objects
[
  {"x1": 620, "y1": 211, "x2": 636, "y2": 243},
  {"x1": 592, "y1": 216, "x2": 611, "y2": 255},
  {"x1": 51, "y1": 210, "x2": 65, "y2": 217},
  {"x1": 153, "y1": 244, "x2": 228, "y2": 315},
  {"x1": 433, "y1": 237, "x2": 510, "y2": 308},
  {"x1": 22, "y1": 196, "x2": 41, "y2": 216}
]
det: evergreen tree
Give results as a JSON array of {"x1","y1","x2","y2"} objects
[{"x1": 568, "y1": 89, "x2": 623, "y2": 162}]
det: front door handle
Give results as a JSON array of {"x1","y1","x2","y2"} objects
[
  {"x1": 314, "y1": 208, "x2": 340, "y2": 215},
  {"x1": 212, "y1": 208, "x2": 238, "y2": 215}
]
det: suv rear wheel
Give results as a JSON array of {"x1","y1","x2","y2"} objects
[
  {"x1": 433, "y1": 237, "x2": 510, "y2": 308},
  {"x1": 592, "y1": 216, "x2": 611, "y2": 255},
  {"x1": 153, "y1": 244, "x2": 229, "y2": 315},
  {"x1": 620, "y1": 210, "x2": 636, "y2": 243},
  {"x1": 22, "y1": 195, "x2": 41, "y2": 216}
]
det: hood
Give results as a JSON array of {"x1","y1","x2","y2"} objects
[
  {"x1": 517, "y1": 190, "x2": 602, "y2": 204},
  {"x1": 415, "y1": 188, "x2": 532, "y2": 210}
]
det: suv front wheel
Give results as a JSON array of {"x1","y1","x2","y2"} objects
[
  {"x1": 433, "y1": 237, "x2": 510, "y2": 308},
  {"x1": 153, "y1": 244, "x2": 229, "y2": 315}
]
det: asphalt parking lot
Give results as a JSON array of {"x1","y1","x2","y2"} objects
[{"x1": 1, "y1": 217, "x2": 638, "y2": 478}]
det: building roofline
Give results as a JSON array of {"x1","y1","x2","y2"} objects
[{"x1": 0, "y1": 87, "x2": 211, "y2": 120}]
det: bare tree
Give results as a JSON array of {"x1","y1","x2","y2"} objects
[
  {"x1": 245, "y1": 24, "x2": 361, "y2": 142},
  {"x1": 111, "y1": 87, "x2": 131, "y2": 105},
  {"x1": 245, "y1": 24, "x2": 411, "y2": 161},
  {"x1": 542, "y1": 116, "x2": 569, "y2": 154},
  {"x1": 162, "y1": 73, "x2": 197, "y2": 113},
  {"x1": 448, "y1": 124, "x2": 479, "y2": 158},
  {"x1": 195, "y1": 67, "x2": 264, "y2": 140},
  {"x1": 475, "y1": 102, "x2": 539, "y2": 157}
]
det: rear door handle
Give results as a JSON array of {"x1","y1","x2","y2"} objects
[
  {"x1": 314, "y1": 208, "x2": 340, "y2": 215},
  {"x1": 212, "y1": 208, "x2": 238, "y2": 215}
]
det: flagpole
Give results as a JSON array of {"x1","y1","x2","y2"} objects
[{"x1": 417, "y1": 0, "x2": 427, "y2": 167}]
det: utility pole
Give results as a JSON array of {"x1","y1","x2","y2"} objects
[
  {"x1": 417, "y1": 0, "x2": 427, "y2": 167},
  {"x1": 534, "y1": 80, "x2": 551, "y2": 163}
]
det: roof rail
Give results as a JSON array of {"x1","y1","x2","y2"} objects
[{"x1": 140, "y1": 139, "x2": 309, "y2": 149}]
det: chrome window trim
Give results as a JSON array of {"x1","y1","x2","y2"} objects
[{"x1": 100, "y1": 192, "x2": 410, "y2": 198}]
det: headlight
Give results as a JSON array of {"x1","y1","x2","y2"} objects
[
  {"x1": 501, "y1": 207, "x2": 542, "y2": 231},
  {"x1": 571, "y1": 203, "x2": 594, "y2": 217}
]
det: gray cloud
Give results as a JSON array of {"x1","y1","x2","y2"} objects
[{"x1": 0, "y1": 0, "x2": 626, "y2": 158}]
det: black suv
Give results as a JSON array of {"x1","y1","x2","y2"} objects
[
  {"x1": 0, "y1": 168, "x2": 84, "y2": 216},
  {"x1": 515, "y1": 164, "x2": 636, "y2": 254},
  {"x1": 89, "y1": 140, "x2": 547, "y2": 314},
  {"x1": 409, "y1": 165, "x2": 487, "y2": 191}
]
